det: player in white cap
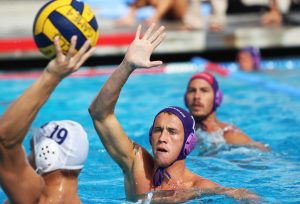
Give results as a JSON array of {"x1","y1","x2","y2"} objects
[
  {"x1": 31, "y1": 120, "x2": 88, "y2": 175},
  {"x1": 0, "y1": 36, "x2": 94, "y2": 204}
]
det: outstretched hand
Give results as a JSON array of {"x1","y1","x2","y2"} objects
[
  {"x1": 46, "y1": 36, "x2": 95, "y2": 79},
  {"x1": 124, "y1": 24, "x2": 166, "y2": 70}
]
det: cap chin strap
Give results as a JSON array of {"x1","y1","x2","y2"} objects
[{"x1": 153, "y1": 166, "x2": 171, "y2": 187}]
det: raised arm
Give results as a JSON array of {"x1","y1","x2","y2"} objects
[
  {"x1": 0, "y1": 36, "x2": 95, "y2": 203},
  {"x1": 89, "y1": 24, "x2": 165, "y2": 172}
]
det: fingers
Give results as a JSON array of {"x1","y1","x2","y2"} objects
[
  {"x1": 151, "y1": 27, "x2": 166, "y2": 49},
  {"x1": 66, "y1": 35, "x2": 77, "y2": 61},
  {"x1": 148, "y1": 26, "x2": 165, "y2": 43},
  {"x1": 143, "y1": 23, "x2": 155, "y2": 40},
  {"x1": 135, "y1": 24, "x2": 142, "y2": 40},
  {"x1": 71, "y1": 40, "x2": 94, "y2": 71},
  {"x1": 76, "y1": 47, "x2": 96, "y2": 69},
  {"x1": 75, "y1": 39, "x2": 91, "y2": 58},
  {"x1": 54, "y1": 36, "x2": 63, "y2": 61},
  {"x1": 142, "y1": 24, "x2": 166, "y2": 49},
  {"x1": 149, "y1": 60, "x2": 163, "y2": 68}
]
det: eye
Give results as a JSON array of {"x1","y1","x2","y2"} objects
[
  {"x1": 168, "y1": 129, "x2": 177, "y2": 135},
  {"x1": 201, "y1": 87, "x2": 211, "y2": 93},
  {"x1": 187, "y1": 88, "x2": 196, "y2": 93},
  {"x1": 153, "y1": 127, "x2": 162, "y2": 134}
]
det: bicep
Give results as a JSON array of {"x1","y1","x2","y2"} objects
[{"x1": 92, "y1": 114, "x2": 136, "y2": 171}]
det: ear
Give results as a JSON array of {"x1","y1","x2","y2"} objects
[
  {"x1": 215, "y1": 89, "x2": 223, "y2": 108},
  {"x1": 35, "y1": 138, "x2": 60, "y2": 174},
  {"x1": 149, "y1": 126, "x2": 153, "y2": 145},
  {"x1": 184, "y1": 92, "x2": 188, "y2": 107},
  {"x1": 183, "y1": 133, "x2": 197, "y2": 156}
]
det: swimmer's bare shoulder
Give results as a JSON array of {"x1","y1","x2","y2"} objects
[
  {"x1": 191, "y1": 172, "x2": 219, "y2": 189},
  {"x1": 219, "y1": 122, "x2": 252, "y2": 145}
]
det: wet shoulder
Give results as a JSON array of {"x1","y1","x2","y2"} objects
[
  {"x1": 222, "y1": 125, "x2": 252, "y2": 145},
  {"x1": 189, "y1": 171, "x2": 219, "y2": 189}
]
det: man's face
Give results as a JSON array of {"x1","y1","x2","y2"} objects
[
  {"x1": 151, "y1": 112, "x2": 184, "y2": 167},
  {"x1": 238, "y1": 51, "x2": 255, "y2": 72},
  {"x1": 185, "y1": 79, "x2": 214, "y2": 118}
]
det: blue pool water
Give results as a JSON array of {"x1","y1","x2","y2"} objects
[{"x1": 0, "y1": 61, "x2": 300, "y2": 203}]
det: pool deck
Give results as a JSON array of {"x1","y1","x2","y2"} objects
[{"x1": 0, "y1": 1, "x2": 300, "y2": 70}]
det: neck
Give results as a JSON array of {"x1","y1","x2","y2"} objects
[
  {"x1": 42, "y1": 170, "x2": 80, "y2": 201},
  {"x1": 154, "y1": 160, "x2": 186, "y2": 186},
  {"x1": 195, "y1": 112, "x2": 220, "y2": 132},
  {"x1": 165, "y1": 160, "x2": 186, "y2": 179}
]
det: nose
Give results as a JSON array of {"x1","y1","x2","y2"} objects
[
  {"x1": 158, "y1": 129, "x2": 168, "y2": 143},
  {"x1": 194, "y1": 89, "x2": 201, "y2": 100}
]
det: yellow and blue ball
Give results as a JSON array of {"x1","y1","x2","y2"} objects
[{"x1": 33, "y1": 0, "x2": 99, "y2": 58}]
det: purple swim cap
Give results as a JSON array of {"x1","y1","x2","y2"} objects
[
  {"x1": 149, "y1": 106, "x2": 196, "y2": 186},
  {"x1": 240, "y1": 46, "x2": 261, "y2": 70},
  {"x1": 149, "y1": 106, "x2": 196, "y2": 160},
  {"x1": 185, "y1": 72, "x2": 222, "y2": 112}
]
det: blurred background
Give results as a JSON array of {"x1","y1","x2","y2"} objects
[
  {"x1": 1, "y1": 1, "x2": 300, "y2": 203},
  {"x1": 0, "y1": 0, "x2": 300, "y2": 70}
]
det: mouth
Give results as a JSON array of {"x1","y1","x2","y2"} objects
[
  {"x1": 156, "y1": 147, "x2": 168, "y2": 153},
  {"x1": 191, "y1": 103, "x2": 204, "y2": 110}
]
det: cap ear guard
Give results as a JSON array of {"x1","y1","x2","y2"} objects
[
  {"x1": 149, "y1": 126, "x2": 153, "y2": 145},
  {"x1": 184, "y1": 93, "x2": 188, "y2": 108},
  {"x1": 183, "y1": 133, "x2": 197, "y2": 156},
  {"x1": 215, "y1": 89, "x2": 223, "y2": 108},
  {"x1": 35, "y1": 138, "x2": 61, "y2": 174},
  {"x1": 149, "y1": 125, "x2": 196, "y2": 158}
]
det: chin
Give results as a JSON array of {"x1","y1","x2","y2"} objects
[
  {"x1": 192, "y1": 111, "x2": 207, "y2": 118},
  {"x1": 154, "y1": 155, "x2": 171, "y2": 168},
  {"x1": 189, "y1": 107, "x2": 204, "y2": 115}
]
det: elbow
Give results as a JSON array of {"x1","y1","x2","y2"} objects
[
  {"x1": 88, "y1": 103, "x2": 98, "y2": 120},
  {"x1": 88, "y1": 103, "x2": 106, "y2": 122}
]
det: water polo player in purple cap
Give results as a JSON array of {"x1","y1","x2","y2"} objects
[
  {"x1": 90, "y1": 24, "x2": 260, "y2": 202},
  {"x1": 237, "y1": 46, "x2": 261, "y2": 72},
  {"x1": 185, "y1": 72, "x2": 269, "y2": 153}
]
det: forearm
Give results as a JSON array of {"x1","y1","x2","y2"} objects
[
  {"x1": 151, "y1": 189, "x2": 200, "y2": 203},
  {"x1": 0, "y1": 70, "x2": 61, "y2": 148},
  {"x1": 249, "y1": 141, "x2": 270, "y2": 152},
  {"x1": 89, "y1": 59, "x2": 135, "y2": 121},
  {"x1": 215, "y1": 187, "x2": 259, "y2": 201},
  {"x1": 88, "y1": 60, "x2": 138, "y2": 170}
]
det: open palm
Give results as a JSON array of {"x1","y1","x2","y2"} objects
[{"x1": 124, "y1": 24, "x2": 166, "y2": 69}]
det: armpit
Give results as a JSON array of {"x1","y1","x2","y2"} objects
[{"x1": 133, "y1": 142, "x2": 141, "y2": 155}]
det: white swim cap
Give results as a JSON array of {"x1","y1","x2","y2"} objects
[{"x1": 33, "y1": 120, "x2": 89, "y2": 175}]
